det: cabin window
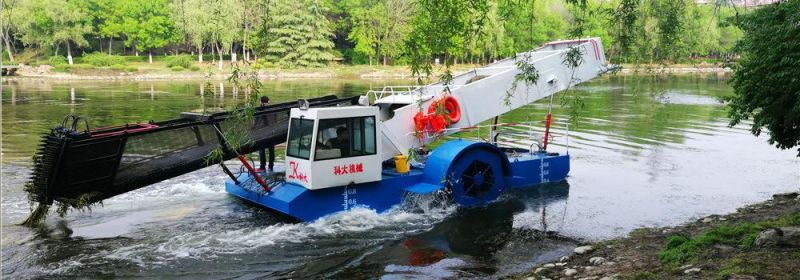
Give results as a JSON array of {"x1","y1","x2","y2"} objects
[
  {"x1": 315, "y1": 116, "x2": 376, "y2": 160},
  {"x1": 287, "y1": 118, "x2": 314, "y2": 159}
]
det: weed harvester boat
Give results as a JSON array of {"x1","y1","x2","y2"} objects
[{"x1": 26, "y1": 38, "x2": 609, "y2": 223}]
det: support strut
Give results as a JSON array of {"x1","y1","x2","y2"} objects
[
  {"x1": 212, "y1": 124, "x2": 271, "y2": 192},
  {"x1": 543, "y1": 113, "x2": 552, "y2": 150}
]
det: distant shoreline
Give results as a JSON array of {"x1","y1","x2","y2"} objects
[
  {"x1": 1, "y1": 63, "x2": 437, "y2": 81},
  {"x1": 1, "y1": 64, "x2": 732, "y2": 81},
  {"x1": 617, "y1": 64, "x2": 732, "y2": 75}
]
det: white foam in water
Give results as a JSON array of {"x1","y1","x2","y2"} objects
[
  {"x1": 95, "y1": 198, "x2": 456, "y2": 265},
  {"x1": 382, "y1": 258, "x2": 467, "y2": 279},
  {"x1": 105, "y1": 167, "x2": 226, "y2": 205},
  {"x1": 7, "y1": 163, "x2": 457, "y2": 275}
]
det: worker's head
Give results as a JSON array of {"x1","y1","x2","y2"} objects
[
  {"x1": 260, "y1": 96, "x2": 269, "y2": 106},
  {"x1": 336, "y1": 127, "x2": 348, "y2": 140}
]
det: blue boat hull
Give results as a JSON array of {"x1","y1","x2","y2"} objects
[{"x1": 226, "y1": 140, "x2": 570, "y2": 222}]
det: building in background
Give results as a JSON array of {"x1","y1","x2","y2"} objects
[{"x1": 695, "y1": 0, "x2": 782, "y2": 7}]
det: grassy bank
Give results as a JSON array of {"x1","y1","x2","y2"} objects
[
  {"x1": 6, "y1": 53, "x2": 734, "y2": 81},
  {"x1": 8, "y1": 54, "x2": 481, "y2": 80},
  {"x1": 617, "y1": 63, "x2": 732, "y2": 75},
  {"x1": 514, "y1": 192, "x2": 800, "y2": 280}
]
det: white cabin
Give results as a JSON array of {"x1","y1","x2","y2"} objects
[{"x1": 284, "y1": 106, "x2": 383, "y2": 189}]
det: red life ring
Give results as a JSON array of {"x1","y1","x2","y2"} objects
[
  {"x1": 427, "y1": 96, "x2": 462, "y2": 124},
  {"x1": 442, "y1": 96, "x2": 461, "y2": 124}
]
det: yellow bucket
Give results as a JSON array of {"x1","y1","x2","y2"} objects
[{"x1": 394, "y1": 154, "x2": 410, "y2": 174}]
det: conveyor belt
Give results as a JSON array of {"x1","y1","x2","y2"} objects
[{"x1": 27, "y1": 95, "x2": 359, "y2": 207}]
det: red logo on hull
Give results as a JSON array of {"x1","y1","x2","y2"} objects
[
  {"x1": 287, "y1": 161, "x2": 308, "y2": 182},
  {"x1": 334, "y1": 163, "x2": 363, "y2": 175}
]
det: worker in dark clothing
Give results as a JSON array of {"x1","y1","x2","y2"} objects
[
  {"x1": 258, "y1": 96, "x2": 275, "y2": 172},
  {"x1": 326, "y1": 127, "x2": 350, "y2": 157}
]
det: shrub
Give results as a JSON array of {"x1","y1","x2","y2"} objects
[
  {"x1": 166, "y1": 55, "x2": 193, "y2": 68},
  {"x1": 125, "y1": 66, "x2": 138, "y2": 72},
  {"x1": 48, "y1": 56, "x2": 67, "y2": 65},
  {"x1": 170, "y1": 65, "x2": 185, "y2": 71},
  {"x1": 253, "y1": 59, "x2": 275, "y2": 69},
  {"x1": 52, "y1": 64, "x2": 94, "y2": 73},
  {"x1": 189, "y1": 65, "x2": 201, "y2": 71},
  {"x1": 124, "y1": 56, "x2": 147, "y2": 62},
  {"x1": 16, "y1": 49, "x2": 49, "y2": 64},
  {"x1": 659, "y1": 213, "x2": 800, "y2": 265},
  {"x1": 70, "y1": 64, "x2": 95, "y2": 70},
  {"x1": 82, "y1": 52, "x2": 127, "y2": 67},
  {"x1": 53, "y1": 65, "x2": 71, "y2": 73}
]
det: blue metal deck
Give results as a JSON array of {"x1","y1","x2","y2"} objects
[{"x1": 226, "y1": 140, "x2": 569, "y2": 221}]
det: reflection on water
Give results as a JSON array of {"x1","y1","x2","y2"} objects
[
  {"x1": 1, "y1": 76, "x2": 798, "y2": 278},
  {"x1": 296, "y1": 183, "x2": 573, "y2": 279}
]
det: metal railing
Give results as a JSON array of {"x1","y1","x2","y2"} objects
[
  {"x1": 407, "y1": 119, "x2": 572, "y2": 154},
  {"x1": 366, "y1": 84, "x2": 467, "y2": 103}
]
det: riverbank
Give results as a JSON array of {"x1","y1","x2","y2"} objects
[
  {"x1": 618, "y1": 63, "x2": 731, "y2": 75},
  {"x1": 513, "y1": 192, "x2": 800, "y2": 280},
  {"x1": 1, "y1": 62, "x2": 732, "y2": 81},
  {"x1": 3, "y1": 63, "x2": 464, "y2": 81}
]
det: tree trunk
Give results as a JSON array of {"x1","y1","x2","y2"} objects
[
  {"x1": 108, "y1": 38, "x2": 113, "y2": 55},
  {"x1": 216, "y1": 44, "x2": 223, "y2": 70},
  {"x1": 369, "y1": 55, "x2": 372, "y2": 66},
  {"x1": 66, "y1": 43, "x2": 73, "y2": 65},
  {"x1": 383, "y1": 55, "x2": 387, "y2": 66},
  {"x1": 2, "y1": 31, "x2": 15, "y2": 61},
  {"x1": 198, "y1": 45, "x2": 203, "y2": 62},
  {"x1": 243, "y1": 24, "x2": 248, "y2": 61},
  {"x1": 148, "y1": 50, "x2": 153, "y2": 64},
  {"x1": 231, "y1": 50, "x2": 237, "y2": 63},
  {"x1": 55, "y1": 44, "x2": 60, "y2": 56}
]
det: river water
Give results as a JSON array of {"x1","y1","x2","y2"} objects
[{"x1": 1, "y1": 76, "x2": 798, "y2": 279}]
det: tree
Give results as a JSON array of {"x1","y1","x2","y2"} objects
[
  {"x1": 652, "y1": 0, "x2": 687, "y2": 62},
  {"x1": 347, "y1": 0, "x2": 382, "y2": 65},
  {"x1": 52, "y1": 0, "x2": 93, "y2": 64},
  {"x1": 298, "y1": 0, "x2": 334, "y2": 67},
  {"x1": 207, "y1": 0, "x2": 242, "y2": 69},
  {"x1": 264, "y1": 0, "x2": 305, "y2": 67},
  {"x1": 95, "y1": 0, "x2": 124, "y2": 55},
  {"x1": 469, "y1": 0, "x2": 508, "y2": 63},
  {"x1": 727, "y1": 1, "x2": 800, "y2": 155},
  {"x1": 379, "y1": 0, "x2": 414, "y2": 65},
  {"x1": 1, "y1": 0, "x2": 19, "y2": 61},
  {"x1": 15, "y1": 0, "x2": 93, "y2": 64},
  {"x1": 265, "y1": 0, "x2": 333, "y2": 67},
  {"x1": 406, "y1": 0, "x2": 488, "y2": 80},
  {"x1": 180, "y1": 0, "x2": 211, "y2": 62},
  {"x1": 239, "y1": 0, "x2": 264, "y2": 62},
  {"x1": 498, "y1": 0, "x2": 568, "y2": 54},
  {"x1": 118, "y1": 0, "x2": 178, "y2": 63},
  {"x1": 347, "y1": 0, "x2": 414, "y2": 66}
]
